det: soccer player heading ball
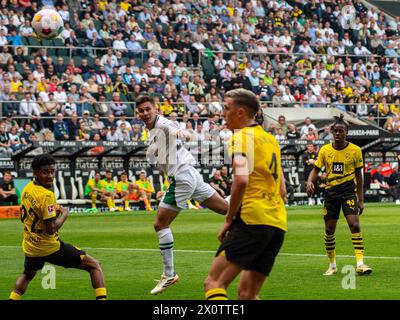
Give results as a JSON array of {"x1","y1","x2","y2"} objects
[
  {"x1": 136, "y1": 94, "x2": 228, "y2": 295},
  {"x1": 9, "y1": 154, "x2": 107, "y2": 300},
  {"x1": 306, "y1": 114, "x2": 372, "y2": 276}
]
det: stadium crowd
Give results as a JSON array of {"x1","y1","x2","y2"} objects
[{"x1": 0, "y1": 0, "x2": 400, "y2": 155}]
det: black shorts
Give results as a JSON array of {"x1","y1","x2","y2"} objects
[
  {"x1": 24, "y1": 242, "x2": 86, "y2": 272},
  {"x1": 216, "y1": 218, "x2": 285, "y2": 276},
  {"x1": 323, "y1": 194, "x2": 358, "y2": 221}
]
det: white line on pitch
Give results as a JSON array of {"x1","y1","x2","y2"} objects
[{"x1": 1, "y1": 245, "x2": 400, "y2": 260}]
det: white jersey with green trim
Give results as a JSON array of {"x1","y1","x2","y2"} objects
[{"x1": 146, "y1": 115, "x2": 197, "y2": 176}]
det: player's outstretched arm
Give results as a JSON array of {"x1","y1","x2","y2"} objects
[
  {"x1": 306, "y1": 167, "x2": 321, "y2": 195},
  {"x1": 45, "y1": 206, "x2": 69, "y2": 234}
]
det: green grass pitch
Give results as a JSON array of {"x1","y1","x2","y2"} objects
[{"x1": 0, "y1": 204, "x2": 399, "y2": 300}]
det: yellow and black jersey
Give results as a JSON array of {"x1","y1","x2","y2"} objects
[
  {"x1": 274, "y1": 17, "x2": 283, "y2": 27},
  {"x1": 20, "y1": 181, "x2": 60, "y2": 257},
  {"x1": 291, "y1": 9, "x2": 303, "y2": 17},
  {"x1": 314, "y1": 142, "x2": 363, "y2": 195},
  {"x1": 228, "y1": 125, "x2": 287, "y2": 231}
]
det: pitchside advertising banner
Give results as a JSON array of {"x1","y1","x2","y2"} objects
[{"x1": 347, "y1": 125, "x2": 381, "y2": 138}]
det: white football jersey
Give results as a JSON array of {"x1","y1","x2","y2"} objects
[{"x1": 146, "y1": 115, "x2": 197, "y2": 176}]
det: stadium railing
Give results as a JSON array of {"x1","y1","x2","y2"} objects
[
  {"x1": 1, "y1": 100, "x2": 399, "y2": 127},
  {"x1": 4, "y1": 43, "x2": 385, "y2": 69}
]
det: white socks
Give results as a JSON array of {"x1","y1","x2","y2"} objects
[{"x1": 157, "y1": 228, "x2": 175, "y2": 277}]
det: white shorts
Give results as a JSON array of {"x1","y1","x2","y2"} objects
[{"x1": 160, "y1": 166, "x2": 216, "y2": 212}]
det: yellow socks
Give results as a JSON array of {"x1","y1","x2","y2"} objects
[
  {"x1": 91, "y1": 193, "x2": 97, "y2": 208},
  {"x1": 95, "y1": 287, "x2": 107, "y2": 300},
  {"x1": 205, "y1": 288, "x2": 228, "y2": 300},
  {"x1": 9, "y1": 291, "x2": 22, "y2": 300},
  {"x1": 144, "y1": 198, "x2": 152, "y2": 210},
  {"x1": 352, "y1": 232, "x2": 364, "y2": 266},
  {"x1": 107, "y1": 198, "x2": 115, "y2": 209},
  {"x1": 324, "y1": 233, "x2": 336, "y2": 268}
]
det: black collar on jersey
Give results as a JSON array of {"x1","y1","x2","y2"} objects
[
  {"x1": 245, "y1": 122, "x2": 259, "y2": 128},
  {"x1": 332, "y1": 141, "x2": 349, "y2": 151}
]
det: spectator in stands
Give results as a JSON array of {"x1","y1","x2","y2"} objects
[
  {"x1": 219, "y1": 123, "x2": 232, "y2": 142},
  {"x1": 0, "y1": 123, "x2": 11, "y2": 154},
  {"x1": 209, "y1": 169, "x2": 229, "y2": 197},
  {"x1": 20, "y1": 123, "x2": 35, "y2": 145},
  {"x1": 113, "y1": 74, "x2": 129, "y2": 95},
  {"x1": 54, "y1": 57, "x2": 67, "y2": 77},
  {"x1": 300, "y1": 117, "x2": 317, "y2": 137},
  {"x1": 106, "y1": 126, "x2": 120, "y2": 142},
  {"x1": 94, "y1": 95, "x2": 111, "y2": 116},
  {"x1": 53, "y1": 113, "x2": 70, "y2": 141},
  {"x1": 275, "y1": 127, "x2": 286, "y2": 141},
  {"x1": 302, "y1": 126, "x2": 318, "y2": 141},
  {"x1": 319, "y1": 124, "x2": 334, "y2": 140},
  {"x1": 91, "y1": 114, "x2": 105, "y2": 134},
  {"x1": 66, "y1": 112, "x2": 80, "y2": 141},
  {"x1": 8, "y1": 125, "x2": 22, "y2": 152},
  {"x1": 126, "y1": 34, "x2": 143, "y2": 58},
  {"x1": 276, "y1": 115, "x2": 288, "y2": 134},
  {"x1": 110, "y1": 92, "x2": 127, "y2": 116},
  {"x1": 76, "y1": 121, "x2": 91, "y2": 142},
  {"x1": 0, "y1": 171, "x2": 18, "y2": 205},
  {"x1": 286, "y1": 123, "x2": 300, "y2": 140},
  {"x1": 19, "y1": 92, "x2": 41, "y2": 130},
  {"x1": 103, "y1": 113, "x2": 117, "y2": 130}
]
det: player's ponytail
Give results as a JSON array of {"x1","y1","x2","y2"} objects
[{"x1": 331, "y1": 113, "x2": 349, "y2": 132}]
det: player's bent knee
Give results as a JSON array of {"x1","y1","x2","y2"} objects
[
  {"x1": 154, "y1": 221, "x2": 167, "y2": 232},
  {"x1": 81, "y1": 255, "x2": 102, "y2": 272}
]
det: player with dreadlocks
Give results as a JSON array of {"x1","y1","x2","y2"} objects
[{"x1": 306, "y1": 114, "x2": 372, "y2": 276}]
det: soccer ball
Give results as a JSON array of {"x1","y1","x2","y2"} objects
[{"x1": 32, "y1": 8, "x2": 64, "y2": 39}]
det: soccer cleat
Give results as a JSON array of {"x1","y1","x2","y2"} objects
[
  {"x1": 188, "y1": 202, "x2": 199, "y2": 210},
  {"x1": 146, "y1": 206, "x2": 153, "y2": 212},
  {"x1": 124, "y1": 206, "x2": 132, "y2": 211},
  {"x1": 396, "y1": 200, "x2": 400, "y2": 205},
  {"x1": 323, "y1": 266, "x2": 337, "y2": 276},
  {"x1": 110, "y1": 207, "x2": 117, "y2": 212},
  {"x1": 356, "y1": 264, "x2": 372, "y2": 275},
  {"x1": 150, "y1": 273, "x2": 179, "y2": 295}
]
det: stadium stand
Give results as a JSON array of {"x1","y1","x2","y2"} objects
[{"x1": 0, "y1": 0, "x2": 399, "y2": 208}]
